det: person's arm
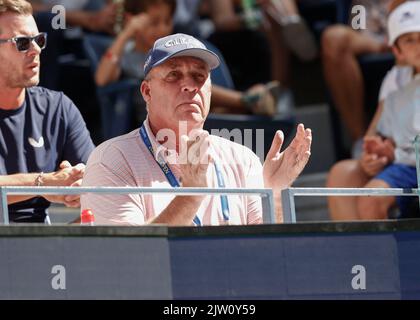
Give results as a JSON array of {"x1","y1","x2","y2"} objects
[
  {"x1": 95, "y1": 30, "x2": 131, "y2": 86},
  {"x1": 149, "y1": 131, "x2": 213, "y2": 225},
  {"x1": 66, "y1": 11, "x2": 96, "y2": 29},
  {"x1": 210, "y1": 85, "x2": 243, "y2": 110},
  {"x1": 365, "y1": 100, "x2": 384, "y2": 137},
  {"x1": 0, "y1": 172, "x2": 44, "y2": 204},
  {"x1": 94, "y1": 34, "x2": 127, "y2": 86},
  {"x1": 0, "y1": 164, "x2": 84, "y2": 205},
  {"x1": 262, "y1": 124, "x2": 312, "y2": 223},
  {"x1": 66, "y1": 3, "x2": 117, "y2": 34},
  {"x1": 259, "y1": 0, "x2": 299, "y2": 18},
  {"x1": 95, "y1": 13, "x2": 150, "y2": 86},
  {"x1": 30, "y1": 1, "x2": 116, "y2": 33},
  {"x1": 149, "y1": 196, "x2": 205, "y2": 225},
  {"x1": 208, "y1": 0, "x2": 244, "y2": 31}
]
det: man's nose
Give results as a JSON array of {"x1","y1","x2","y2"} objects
[
  {"x1": 28, "y1": 40, "x2": 42, "y2": 56},
  {"x1": 181, "y1": 77, "x2": 199, "y2": 93}
]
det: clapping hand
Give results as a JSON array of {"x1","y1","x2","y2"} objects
[
  {"x1": 263, "y1": 123, "x2": 312, "y2": 191},
  {"x1": 177, "y1": 130, "x2": 213, "y2": 189},
  {"x1": 43, "y1": 161, "x2": 86, "y2": 207}
]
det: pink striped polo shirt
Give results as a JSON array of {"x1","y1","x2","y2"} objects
[{"x1": 81, "y1": 120, "x2": 264, "y2": 226}]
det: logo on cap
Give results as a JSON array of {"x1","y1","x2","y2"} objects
[
  {"x1": 400, "y1": 11, "x2": 415, "y2": 24},
  {"x1": 143, "y1": 33, "x2": 220, "y2": 76},
  {"x1": 165, "y1": 37, "x2": 191, "y2": 48}
]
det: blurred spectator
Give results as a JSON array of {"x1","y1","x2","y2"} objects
[
  {"x1": 206, "y1": 0, "x2": 318, "y2": 111},
  {"x1": 326, "y1": 0, "x2": 420, "y2": 221},
  {"x1": 322, "y1": 0, "x2": 394, "y2": 157}
]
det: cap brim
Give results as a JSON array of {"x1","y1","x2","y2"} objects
[
  {"x1": 151, "y1": 48, "x2": 220, "y2": 73},
  {"x1": 170, "y1": 48, "x2": 220, "y2": 69},
  {"x1": 389, "y1": 25, "x2": 420, "y2": 45}
]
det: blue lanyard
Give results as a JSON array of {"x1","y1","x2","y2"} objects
[
  {"x1": 214, "y1": 162, "x2": 230, "y2": 221},
  {"x1": 139, "y1": 125, "x2": 230, "y2": 225}
]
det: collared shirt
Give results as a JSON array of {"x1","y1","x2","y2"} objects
[{"x1": 81, "y1": 119, "x2": 264, "y2": 226}]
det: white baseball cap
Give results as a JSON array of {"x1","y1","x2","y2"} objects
[{"x1": 388, "y1": 1, "x2": 420, "y2": 45}]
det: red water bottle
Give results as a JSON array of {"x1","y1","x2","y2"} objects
[{"x1": 80, "y1": 209, "x2": 95, "y2": 226}]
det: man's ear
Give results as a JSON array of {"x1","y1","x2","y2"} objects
[{"x1": 140, "y1": 80, "x2": 151, "y2": 103}]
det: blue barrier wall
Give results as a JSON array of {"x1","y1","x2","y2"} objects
[
  {"x1": 169, "y1": 233, "x2": 400, "y2": 299},
  {"x1": 0, "y1": 221, "x2": 419, "y2": 299}
]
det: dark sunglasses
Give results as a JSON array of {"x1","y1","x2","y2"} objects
[{"x1": 0, "y1": 32, "x2": 47, "y2": 52}]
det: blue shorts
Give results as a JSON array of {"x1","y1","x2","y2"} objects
[{"x1": 375, "y1": 164, "x2": 418, "y2": 218}]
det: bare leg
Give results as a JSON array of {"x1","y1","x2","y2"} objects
[
  {"x1": 322, "y1": 25, "x2": 385, "y2": 142},
  {"x1": 267, "y1": 0, "x2": 299, "y2": 17},
  {"x1": 357, "y1": 179, "x2": 396, "y2": 220},
  {"x1": 263, "y1": 0, "x2": 317, "y2": 62},
  {"x1": 326, "y1": 159, "x2": 370, "y2": 220},
  {"x1": 279, "y1": 0, "x2": 299, "y2": 14},
  {"x1": 264, "y1": 18, "x2": 291, "y2": 87}
]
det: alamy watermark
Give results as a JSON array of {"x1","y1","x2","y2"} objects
[
  {"x1": 48, "y1": 5, "x2": 370, "y2": 31},
  {"x1": 46, "y1": 263, "x2": 366, "y2": 293},
  {"x1": 351, "y1": 5, "x2": 367, "y2": 30},
  {"x1": 51, "y1": 264, "x2": 66, "y2": 290},
  {"x1": 51, "y1": 5, "x2": 66, "y2": 30},
  {"x1": 351, "y1": 264, "x2": 366, "y2": 290},
  {"x1": 152, "y1": 121, "x2": 266, "y2": 166}
]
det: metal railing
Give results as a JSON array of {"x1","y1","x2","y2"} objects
[
  {"x1": 4, "y1": 135, "x2": 420, "y2": 225},
  {"x1": 0, "y1": 186, "x2": 275, "y2": 225},
  {"x1": 282, "y1": 134, "x2": 420, "y2": 223},
  {"x1": 415, "y1": 135, "x2": 420, "y2": 208},
  {"x1": 281, "y1": 187, "x2": 420, "y2": 223}
]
